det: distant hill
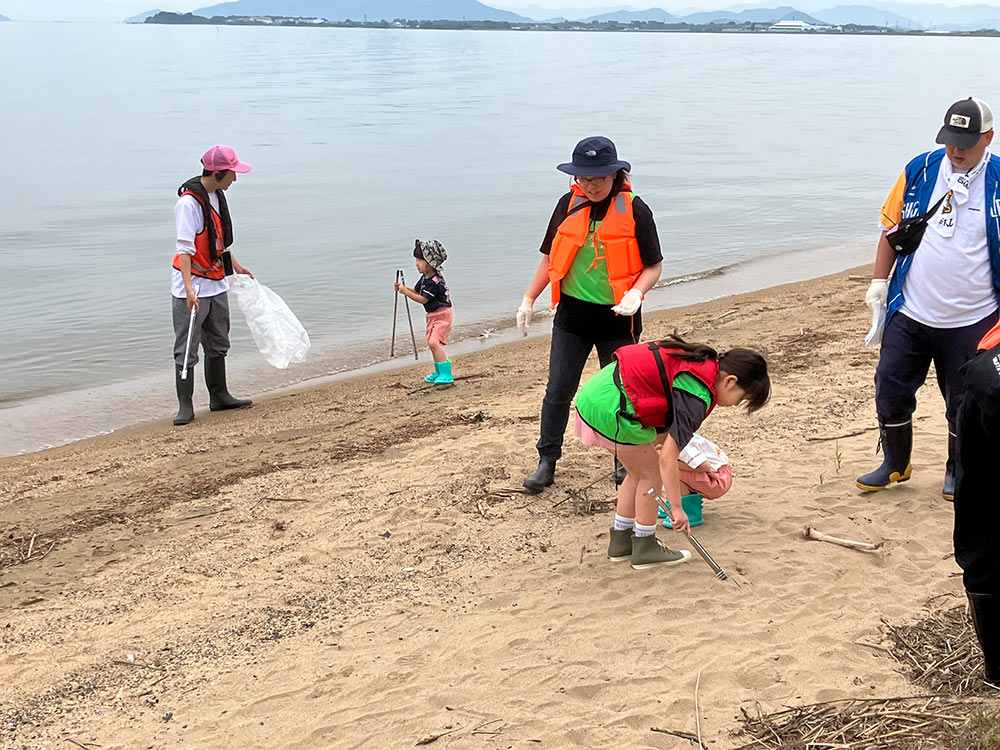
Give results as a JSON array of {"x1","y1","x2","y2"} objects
[
  {"x1": 194, "y1": 0, "x2": 533, "y2": 21},
  {"x1": 125, "y1": 9, "x2": 163, "y2": 23},
  {"x1": 813, "y1": 5, "x2": 915, "y2": 27},
  {"x1": 681, "y1": 6, "x2": 829, "y2": 23},
  {"x1": 583, "y1": 7, "x2": 680, "y2": 21},
  {"x1": 0, "y1": 12, "x2": 9, "y2": 20},
  {"x1": 869, "y1": 1, "x2": 1000, "y2": 26}
]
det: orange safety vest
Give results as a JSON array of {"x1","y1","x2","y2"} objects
[
  {"x1": 547, "y1": 183, "x2": 644, "y2": 309},
  {"x1": 980, "y1": 320, "x2": 1000, "y2": 351},
  {"x1": 172, "y1": 190, "x2": 226, "y2": 280}
]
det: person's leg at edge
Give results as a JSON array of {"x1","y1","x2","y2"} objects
[
  {"x1": 612, "y1": 445, "x2": 690, "y2": 569},
  {"x1": 931, "y1": 310, "x2": 998, "y2": 500},
  {"x1": 596, "y1": 335, "x2": 637, "y2": 486},
  {"x1": 172, "y1": 295, "x2": 207, "y2": 425},
  {"x1": 526, "y1": 326, "x2": 593, "y2": 492},
  {"x1": 954, "y1": 386, "x2": 1000, "y2": 685},
  {"x1": 858, "y1": 313, "x2": 930, "y2": 490},
  {"x1": 200, "y1": 292, "x2": 251, "y2": 411}
]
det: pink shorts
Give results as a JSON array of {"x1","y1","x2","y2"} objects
[
  {"x1": 425, "y1": 307, "x2": 453, "y2": 345},
  {"x1": 679, "y1": 464, "x2": 733, "y2": 500},
  {"x1": 573, "y1": 413, "x2": 652, "y2": 453}
]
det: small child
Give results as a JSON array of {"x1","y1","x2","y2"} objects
[
  {"x1": 395, "y1": 239, "x2": 454, "y2": 384},
  {"x1": 658, "y1": 433, "x2": 733, "y2": 529}
]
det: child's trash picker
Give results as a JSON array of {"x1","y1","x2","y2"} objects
[
  {"x1": 646, "y1": 488, "x2": 728, "y2": 581},
  {"x1": 390, "y1": 269, "x2": 419, "y2": 361}
]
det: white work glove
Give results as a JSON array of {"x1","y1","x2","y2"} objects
[
  {"x1": 611, "y1": 288, "x2": 644, "y2": 316},
  {"x1": 516, "y1": 295, "x2": 534, "y2": 336},
  {"x1": 865, "y1": 279, "x2": 889, "y2": 313}
]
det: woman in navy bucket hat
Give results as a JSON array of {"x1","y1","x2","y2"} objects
[{"x1": 516, "y1": 136, "x2": 664, "y2": 492}]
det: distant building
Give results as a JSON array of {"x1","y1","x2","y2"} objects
[{"x1": 768, "y1": 19, "x2": 839, "y2": 31}]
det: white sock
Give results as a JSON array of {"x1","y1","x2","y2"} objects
[
  {"x1": 634, "y1": 522, "x2": 657, "y2": 538},
  {"x1": 613, "y1": 514, "x2": 635, "y2": 531}
]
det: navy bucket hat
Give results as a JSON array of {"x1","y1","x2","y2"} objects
[{"x1": 556, "y1": 136, "x2": 631, "y2": 177}]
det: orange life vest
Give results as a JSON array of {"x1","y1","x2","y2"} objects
[
  {"x1": 614, "y1": 342, "x2": 719, "y2": 429},
  {"x1": 980, "y1": 320, "x2": 1000, "y2": 351},
  {"x1": 547, "y1": 183, "x2": 643, "y2": 309},
  {"x1": 172, "y1": 190, "x2": 226, "y2": 280}
]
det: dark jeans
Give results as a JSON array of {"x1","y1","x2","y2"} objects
[
  {"x1": 536, "y1": 326, "x2": 634, "y2": 462},
  {"x1": 954, "y1": 365, "x2": 1000, "y2": 593},
  {"x1": 874, "y1": 310, "x2": 998, "y2": 425}
]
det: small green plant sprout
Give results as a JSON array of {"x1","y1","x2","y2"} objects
[{"x1": 835, "y1": 440, "x2": 843, "y2": 473}]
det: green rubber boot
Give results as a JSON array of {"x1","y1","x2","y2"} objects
[
  {"x1": 607, "y1": 528, "x2": 632, "y2": 561},
  {"x1": 660, "y1": 494, "x2": 705, "y2": 528},
  {"x1": 425, "y1": 361, "x2": 442, "y2": 383},
  {"x1": 434, "y1": 360, "x2": 454, "y2": 384},
  {"x1": 630, "y1": 534, "x2": 691, "y2": 570}
]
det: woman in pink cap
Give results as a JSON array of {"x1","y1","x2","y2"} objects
[{"x1": 170, "y1": 144, "x2": 255, "y2": 425}]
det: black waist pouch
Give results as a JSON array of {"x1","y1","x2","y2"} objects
[{"x1": 886, "y1": 192, "x2": 948, "y2": 256}]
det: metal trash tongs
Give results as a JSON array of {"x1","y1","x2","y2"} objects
[{"x1": 646, "y1": 487, "x2": 728, "y2": 581}]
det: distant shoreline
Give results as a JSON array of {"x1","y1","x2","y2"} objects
[{"x1": 141, "y1": 11, "x2": 1000, "y2": 36}]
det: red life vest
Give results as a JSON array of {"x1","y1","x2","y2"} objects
[
  {"x1": 172, "y1": 190, "x2": 226, "y2": 280},
  {"x1": 613, "y1": 342, "x2": 719, "y2": 428},
  {"x1": 547, "y1": 183, "x2": 644, "y2": 309},
  {"x1": 980, "y1": 320, "x2": 1000, "y2": 351}
]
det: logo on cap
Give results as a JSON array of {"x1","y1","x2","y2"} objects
[
  {"x1": 585, "y1": 150, "x2": 597, "y2": 157},
  {"x1": 950, "y1": 114, "x2": 971, "y2": 128}
]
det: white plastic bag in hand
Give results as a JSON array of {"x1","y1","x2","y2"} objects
[
  {"x1": 516, "y1": 295, "x2": 534, "y2": 336},
  {"x1": 864, "y1": 279, "x2": 888, "y2": 347},
  {"x1": 229, "y1": 274, "x2": 311, "y2": 369}
]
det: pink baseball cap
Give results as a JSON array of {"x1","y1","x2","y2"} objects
[{"x1": 200, "y1": 144, "x2": 252, "y2": 173}]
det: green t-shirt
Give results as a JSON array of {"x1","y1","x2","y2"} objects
[
  {"x1": 575, "y1": 364, "x2": 713, "y2": 445},
  {"x1": 559, "y1": 220, "x2": 616, "y2": 305}
]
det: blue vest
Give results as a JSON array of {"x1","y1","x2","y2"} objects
[{"x1": 886, "y1": 148, "x2": 1000, "y2": 322}]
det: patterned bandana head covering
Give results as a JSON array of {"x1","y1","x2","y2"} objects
[{"x1": 414, "y1": 239, "x2": 447, "y2": 272}]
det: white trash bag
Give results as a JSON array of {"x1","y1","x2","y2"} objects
[{"x1": 229, "y1": 274, "x2": 311, "y2": 369}]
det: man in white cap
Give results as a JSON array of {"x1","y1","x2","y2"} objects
[
  {"x1": 171, "y1": 144, "x2": 255, "y2": 426},
  {"x1": 858, "y1": 98, "x2": 1000, "y2": 499}
]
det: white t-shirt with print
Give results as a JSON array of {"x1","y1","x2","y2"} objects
[
  {"x1": 900, "y1": 159, "x2": 996, "y2": 328},
  {"x1": 679, "y1": 433, "x2": 729, "y2": 471},
  {"x1": 171, "y1": 192, "x2": 229, "y2": 299}
]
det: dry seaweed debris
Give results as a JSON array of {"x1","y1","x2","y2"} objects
[
  {"x1": 882, "y1": 604, "x2": 998, "y2": 696},
  {"x1": 734, "y1": 695, "x2": 974, "y2": 749}
]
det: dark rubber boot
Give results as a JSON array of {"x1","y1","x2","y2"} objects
[
  {"x1": 967, "y1": 591, "x2": 1000, "y2": 687},
  {"x1": 942, "y1": 425, "x2": 957, "y2": 501},
  {"x1": 205, "y1": 355, "x2": 252, "y2": 411},
  {"x1": 523, "y1": 458, "x2": 555, "y2": 493},
  {"x1": 174, "y1": 366, "x2": 195, "y2": 426},
  {"x1": 856, "y1": 418, "x2": 913, "y2": 491},
  {"x1": 614, "y1": 458, "x2": 627, "y2": 487}
]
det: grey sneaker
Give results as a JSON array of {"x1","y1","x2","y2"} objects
[
  {"x1": 607, "y1": 528, "x2": 633, "y2": 561},
  {"x1": 630, "y1": 535, "x2": 692, "y2": 570}
]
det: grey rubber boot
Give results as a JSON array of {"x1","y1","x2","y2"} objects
[
  {"x1": 856, "y1": 418, "x2": 913, "y2": 491},
  {"x1": 630, "y1": 535, "x2": 691, "y2": 570},
  {"x1": 205, "y1": 355, "x2": 252, "y2": 411},
  {"x1": 607, "y1": 528, "x2": 632, "y2": 561},
  {"x1": 942, "y1": 425, "x2": 957, "y2": 501},
  {"x1": 968, "y1": 592, "x2": 1000, "y2": 687},
  {"x1": 174, "y1": 366, "x2": 195, "y2": 426},
  {"x1": 523, "y1": 458, "x2": 555, "y2": 493}
]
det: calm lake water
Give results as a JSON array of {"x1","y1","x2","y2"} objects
[{"x1": 1, "y1": 22, "x2": 998, "y2": 454}]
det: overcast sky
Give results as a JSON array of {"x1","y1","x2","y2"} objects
[{"x1": 1, "y1": 0, "x2": 985, "y2": 22}]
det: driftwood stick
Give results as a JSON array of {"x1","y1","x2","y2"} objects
[
  {"x1": 805, "y1": 427, "x2": 879, "y2": 442},
  {"x1": 415, "y1": 725, "x2": 461, "y2": 745},
  {"x1": 650, "y1": 727, "x2": 703, "y2": 744},
  {"x1": 694, "y1": 670, "x2": 705, "y2": 749},
  {"x1": 804, "y1": 526, "x2": 883, "y2": 552}
]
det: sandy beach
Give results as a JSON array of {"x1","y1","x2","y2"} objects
[{"x1": 0, "y1": 266, "x2": 971, "y2": 749}]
